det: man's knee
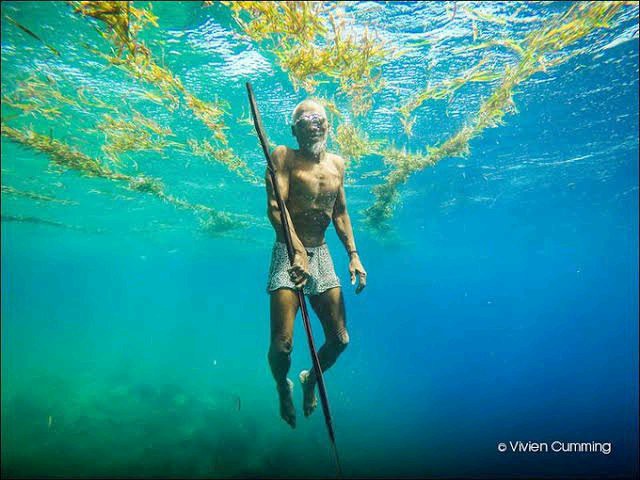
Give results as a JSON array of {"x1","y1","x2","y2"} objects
[
  {"x1": 269, "y1": 335, "x2": 293, "y2": 356},
  {"x1": 329, "y1": 328, "x2": 349, "y2": 352}
]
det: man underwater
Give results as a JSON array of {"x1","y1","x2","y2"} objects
[{"x1": 265, "y1": 99, "x2": 367, "y2": 428}]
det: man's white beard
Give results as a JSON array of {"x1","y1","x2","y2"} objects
[{"x1": 303, "y1": 136, "x2": 327, "y2": 157}]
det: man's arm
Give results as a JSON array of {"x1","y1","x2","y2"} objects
[
  {"x1": 266, "y1": 146, "x2": 309, "y2": 288},
  {"x1": 332, "y1": 156, "x2": 367, "y2": 294}
]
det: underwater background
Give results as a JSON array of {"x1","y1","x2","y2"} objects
[{"x1": 1, "y1": 1, "x2": 638, "y2": 478}]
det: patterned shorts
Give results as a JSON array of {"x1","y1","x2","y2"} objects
[{"x1": 266, "y1": 241, "x2": 341, "y2": 296}]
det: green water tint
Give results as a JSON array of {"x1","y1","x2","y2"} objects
[
  {"x1": 1, "y1": 1, "x2": 637, "y2": 234},
  {"x1": 2, "y1": 370, "x2": 256, "y2": 478}
]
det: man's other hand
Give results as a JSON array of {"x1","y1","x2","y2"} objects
[{"x1": 349, "y1": 256, "x2": 367, "y2": 294}]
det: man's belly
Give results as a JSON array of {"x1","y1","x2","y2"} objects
[{"x1": 289, "y1": 208, "x2": 332, "y2": 247}]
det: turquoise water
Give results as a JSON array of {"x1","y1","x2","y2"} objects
[{"x1": 1, "y1": 2, "x2": 638, "y2": 478}]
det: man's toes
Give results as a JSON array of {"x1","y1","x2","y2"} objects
[
  {"x1": 304, "y1": 399, "x2": 317, "y2": 417},
  {"x1": 298, "y1": 370, "x2": 318, "y2": 417},
  {"x1": 279, "y1": 399, "x2": 296, "y2": 428},
  {"x1": 282, "y1": 411, "x2": 296, "y2": 428},
  {"x1": 277, "y1": 379, "x2": 296, "y2": 428},
  {"x1": 303, "y1": 391, "x2": 317, "y2": 417}
]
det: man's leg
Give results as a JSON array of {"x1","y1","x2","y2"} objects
[
  {"x1": 269, "y1": 288, "x2": 299, "y2": 428},
  {"x1": 300, "y1": 286, "x2": 349, "y2": 417}
]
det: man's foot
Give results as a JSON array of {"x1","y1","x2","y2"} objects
[
  {"x1": 299, "y1": 370, "x2": 318, "y2": 417},
  {"x1": 276, "y1": 378, "x2": 296, "y2": 428}
]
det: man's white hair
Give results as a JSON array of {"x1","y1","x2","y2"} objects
[{"x1": 291, "y1": 99, "x2": 327, "y2": 124}]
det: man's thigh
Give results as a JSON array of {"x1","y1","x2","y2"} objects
[
  {"x1": 309, "y1": 287, "x2": 348, "y2": 341},
  {"x1": 270, "y1": 288, "x2": 299, "y2": 341}
]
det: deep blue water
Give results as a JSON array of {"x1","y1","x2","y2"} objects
[{"x1": 1, "y1": 2, "x2": 638, "y2": 478}]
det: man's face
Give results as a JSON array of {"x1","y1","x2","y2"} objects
[{"x1": 292, "y1": 110, "x2": 328, "y2": 147}]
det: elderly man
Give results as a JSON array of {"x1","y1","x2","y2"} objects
[{"x1": 265, "y1": 99, "x2": 367, "y2": 428}]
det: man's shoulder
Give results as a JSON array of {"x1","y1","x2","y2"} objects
[
  {"x1": 271, "y1": 145, "x2": 294, "y2": 169},
  {"x1": 326, "y1": 152, "x2": 346, "y2": 173},
  {"x1": 272, "y1": 145, "x2": 293, "y2": 156}
]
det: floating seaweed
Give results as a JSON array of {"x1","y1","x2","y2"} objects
[
  {"x1": 452, "y1": 39, "x2": 526, "y2": 56},
  {"x1": 69, "y1": 1, "x2": 158, "y2": 56},
  {"x1": 333, "y1": 123, "x2": 383, "y2": 167},
  {"x1": 93, "y1": 112, "x2": 179, "y2": 164},
  {"x1": 1, "y1": 123, "x2": 241, "y2": 229},
  {"x1": 183, "y1": 93, "x2": 229, "y2": 142},
  {"x1": 3, "y1": 123, "x2": 109, "y2": 176},
  {"x1": 70, "y1": 1, "x2": 250, "y2": 179},
  {"x1": 188, "y1": 139, "x2": 259, "y2": 184},
  {"x1": 198, "y1": 210, "x2": 243, "y2": 235},
  {"x1": 76, "y1": 87, "x2": 120, "y2": 113},
  {"x1": 4, "y1": 1, "x2": 634, "y2": 239},
  {"x1": 4, "y1": 15, "x2": 61, "y2": 56},
  {"x1": 461, "y1": 5, "x2": 509, "y2": 26},
  {"x1": 1, "y1": 214, "x2": 102, "y2": 233},
  {"x1": 360, "y1": 169, "x2": 384, "y2": 179},
  {"x1": 223, "y1": 2, "x2": 394, "y2": 117},
  {"x1": 2, "y1": 74, "x2": 78, "y2": 122},
  {"x1": 316, "y1": 96, "x2": 343, "y2": 121},
  {"x1": 1, "y1": 73, "x2": 125, "y2": 134},
  {"x1": 463, "y1": 4, "x2": 550, "y2": 26},
  {"x1": 1, "y1": 74, "x2": 181, "y2": 169},
  {"x1": 1, "y1": 185, "x2": 77, "y2": 205},
  {"x1": 365, "y1": 1, "x2": 632, "y2": 229},
  {"x1": 223, "y1": 1, "x2": 327, "y2": 44},
  {"x1": 398, "y1": 56, "x2": 502, "y2": 136},
  {"x1": 71, "y1": 1, "x2": 223, "y2": 130}
]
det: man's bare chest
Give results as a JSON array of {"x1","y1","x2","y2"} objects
[{"x1": 289, "y1": 161, "x2": 341, "y2": 206}]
